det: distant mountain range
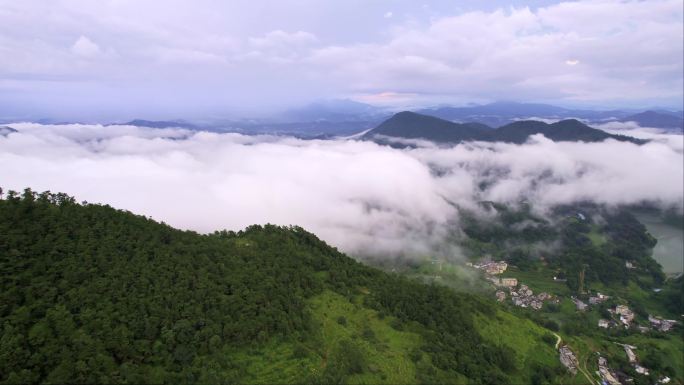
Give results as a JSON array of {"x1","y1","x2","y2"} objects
[
  {"x1": 416, "y1": 102, "x2": 683, "y2": 131},
  {"x1": 362, "y1": 111, "x2": 646, "y2": 145},
  {"x1": 619, "y1": 111, "x2": 684, "y2": 132},
  {"x1": 114, "y1": 119, "x2": 198, "y2": 129},
  {"x1": 3, "y1": 100, "x2": 681, "y2": 137},
  {"x1": 275, "y1": 99, "x2": 387, "y2": 123}
]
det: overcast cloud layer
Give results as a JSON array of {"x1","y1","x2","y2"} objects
[
  {"x1": 0, "y1": 0, "x2": 682, "y2": 119},
  {"x1": 1, "y1": 123, "x2": 682, "y2": 257}
]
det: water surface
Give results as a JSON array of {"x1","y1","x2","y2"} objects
[{"x1": 635, "y1": 213, "x2": 684, "y2": 275}]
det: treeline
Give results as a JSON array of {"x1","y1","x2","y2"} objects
[{"x1": 0, "y1": 188, "x2": 524, "y2": 384}]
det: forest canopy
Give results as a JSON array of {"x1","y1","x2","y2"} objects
[{"x1": 0, "y1": 188, "x2": 532, "y2": 384}]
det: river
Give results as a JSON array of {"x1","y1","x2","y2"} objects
[{"x1": 634, "y1": 213, "x2": 684, "y2": 275}]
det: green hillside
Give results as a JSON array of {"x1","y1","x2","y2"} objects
[
  {"x1": 363, "y1": 111, "x2": 645, "y2": 145},
  {"x1": 0, "y1": 188, "x2": 562, "y2": 384}
]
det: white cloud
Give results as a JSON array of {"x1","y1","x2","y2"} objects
[
  {"x1": 0, "y1": 122, "x2": 681, "y2": 258},
  {"x1": 0, "y1": 0, "x2": 681, "y2": 117},
  {"x1": 384, "y1": 11, "x2": 393, "y2": 19},
  {"x1": 249, "y1": 30, "x2": 318, "y2": 49},
  {"x1": 71, "y1": 35, "x2": 101, "y2": 57},
  {"x1": 308, "y1": 1, "x2": 683, "y2": 104}
]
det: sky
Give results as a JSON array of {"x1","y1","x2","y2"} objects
[
  {"x1": 0, "y1": 0, "x2": 682, "y2": 120},
  {"x1": 1, "y1": 121, "x2": 682, "y2": 258}
]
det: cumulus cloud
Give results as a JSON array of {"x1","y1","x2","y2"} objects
[
  {"x1": 245, "y1": 30, "x2": 318, "y2": 62},
  {"x1": 309, "y1": 0, "x2": 683, "y2": 104},
  {"x1": 0, "y1": 123, "x2": 682, "y2": 258},
  {"x1": 71, "y1": 36, "x2": 101, "y2": 57},
  {"x1": 0, "y1": 0, "x2": 681, "y2": 118}
]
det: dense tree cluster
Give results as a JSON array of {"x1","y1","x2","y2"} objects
[
  {"x1": 1, "y1": 188, "x2": 524, "y2": 384},
  {"x1": 460, "y1": 202, "x2": 667, "y2": 293}
]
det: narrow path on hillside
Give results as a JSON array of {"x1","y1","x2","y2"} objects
[
  {"x1": 553, "y1": 332, "x2": 595, "y2": 385},
  {"x1": 577, "y1": 355, "x2": 596, "y2": 385},
  {"x1": 552, "y1": 332, "x2": 561, "y2": 350}
]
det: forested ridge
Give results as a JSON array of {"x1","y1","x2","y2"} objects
[{"x1": 0, "y1": 189, "x2": 534, "y2": 384}]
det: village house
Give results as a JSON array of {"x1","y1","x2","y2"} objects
[
  {"x1": 598, "y1": 357, "x2": 622, "y2": 385},
  {"x1": 485, "y1": 261, "x2": 508, "y2": 275},
  {"x1": 505, "y1": 283, "x2": 552, "y2": 310},
  {"x1": 616, "y1": 343, "x2": 651, "y2": 376},
  {"x1": 622, "y1": 344, "x2": 637, "y2": 364},
  {"x1": 572, "y1": 297, "x2": 588, "y2": 311},
  {"x1": 473, "y1": 260, "x2": 509, "y2": 275},
  {"x1": 615, "y1": 305, "x2": 635, "y2": 326},
  {"x1": 635, "y1": 365, "x2": 650, "y2": 375},
  {"x1": 495, "y1": 290, "x2": 506, "y2": 302},
  {"x1": 519, "y1": 284, "x2": 533, "y2": 297},
  {"x1": 648, "y1": 315, "x2": 678, "y2": 332},
  {"x1": 500, "y1": 277, "x2": 518, "y2": 287},
  {"x1": 589, "y1": 292, "x2": 610, "y2": 305},
  {"x1": 598, "y1": 319, "x2": 610, "y2": 328},
  {"x1": 559, "y1": 345, "x2": 578, "y2": 375}
]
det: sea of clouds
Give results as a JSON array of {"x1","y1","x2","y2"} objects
[{"x1": 1, "y1": 122, "x2": 682, "y2": 258}]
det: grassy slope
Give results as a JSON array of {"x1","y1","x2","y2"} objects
[
  {"x1": 474, "y1": 310, "x2": 578, "y2": 384},
  {"x1": 231, "y1": 290, "x2": 585, "y2": 385},
  {"x1": 227, "y1": 290, "x2": 428, "y2": 384},
  {"x1": 309, "y1": 291, "x2": 423, "y2": 384}
]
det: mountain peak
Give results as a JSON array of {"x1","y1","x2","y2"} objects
[{"x1": 364, "y1": 113, "x2": 645, "y2": 145}]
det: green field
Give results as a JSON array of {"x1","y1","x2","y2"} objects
[
  {"x1": 500, "y1": 265, "x2": 572, "y2": 296},
  {"x1": 405, "y1": 258, "x2": 493, "y2": 293},
  {"x1": 227, "y1": 290, "x2": 429, "y2": 384},
  {"x1": 474, "y1": 310, "x2": 573, "y2": 383}
]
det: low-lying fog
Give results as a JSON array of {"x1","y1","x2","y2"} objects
[{"x1": 1, "y1": 122, "x2": 682, "y2": 258}]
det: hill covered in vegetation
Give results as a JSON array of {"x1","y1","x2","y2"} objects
[
  {"x1": 0, "y1": 189, "x2": 562, "y2": 384},
  {"x1": 363, "y1": 111, "x2": 645, "y2": 145}
]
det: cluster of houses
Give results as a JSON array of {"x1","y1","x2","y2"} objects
[
  {"x1": 617, "y1": 343, "x2": 650, "y2": 376},
  {"x1": 572, "y1": 292, "x2": 610, "y2": 312},
  {"x1": 469, "y1": 260, "x2": 554, "y2": 310},
  {"x1": 597, "y1": 348, "x2": 672, "y2": 385},
  {"x1": 468, "y1": 260, "x2": 509, "y2": 275},
  {"x1": 614, "y1": 305, "x2": 636, "y2": 327},
  {"x1": 597, "y1": 304, "x2": 678, "y2": 334},
  {"x1": 511, "y1": 285, "x2": 552, "y2": 310},
  {"x1": 597, "y1": 356, "x2": 621, "y2": 385},
  {"x1": 503, "y1": 284, "x2": 553, "y2": 310},
  {"x1": 648, "y1": 315, "x2": 678, "y2": 332},
  {"x1": 558, "y1": 345, "x2": 578, "y2": 374}
]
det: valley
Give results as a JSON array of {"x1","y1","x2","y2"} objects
[
  {"x1": 2, "y1": 1, "x2": 682, "y2": 384},
  {"x1": 5, "y1": 189, "x2": 680, "y2": 384}
]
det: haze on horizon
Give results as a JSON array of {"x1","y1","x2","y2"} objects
[{"x1": 0, "y1": 0, "x2": 682, "y2": 121}]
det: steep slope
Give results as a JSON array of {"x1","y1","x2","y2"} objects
[
  {"x1": 493, "y1": 119, "x2": 645, "y2": 144},
  {"x1": 362, "y1": 111, "x2": 489, "y2": 143},
  {"x1": 0, "y1": 189, "x2": 561, "y2": 384}
]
